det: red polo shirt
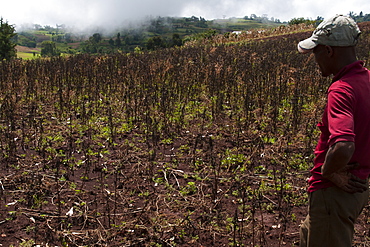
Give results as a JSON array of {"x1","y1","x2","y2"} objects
[{"x1": 308, "y1": 61, "x2": 370, "y2": 192}]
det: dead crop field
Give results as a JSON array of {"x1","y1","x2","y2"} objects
[{"x1": 1, "y1": 23, "x2": 370, "y2": 246}]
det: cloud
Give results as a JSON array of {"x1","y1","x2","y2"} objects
[
  {"x1": 1, "y1": 0, "x2": 370, "y2": 31},
  {"x1": 179, "y1": 0, "x2": 279, "y2": 20}
]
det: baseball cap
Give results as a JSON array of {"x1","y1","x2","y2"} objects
[{"x1": 297, "y1": 14, "x2": 361, "y2": 54}]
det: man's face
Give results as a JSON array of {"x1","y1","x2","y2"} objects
[{"x1": 313, "y1": 45, "x2": 332, "y2": 77}]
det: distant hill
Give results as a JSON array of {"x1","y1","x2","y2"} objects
[
  {"x1": 13, "y1": 12, "x2": 370, "y2": 58},
  {"x1": 13, "y1": 16, "x2": 282, "y2": 58}
]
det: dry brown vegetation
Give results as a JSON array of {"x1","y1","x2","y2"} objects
[{"x1": 1, "y1": 23, "x2": 370, "y2": 246}]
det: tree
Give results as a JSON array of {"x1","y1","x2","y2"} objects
[
  {"x1": 171, "y1": 33, "x2": 182, "y2": 47},
  {"x1": 115, "y1": 33, "x2": 122, "y2": 47},
  {"x1": 146, "y1": 36, "x2": 167, "y2": 50},
  {"x1": 288, "y1": 17, "x2": 315, "y2": 26},
  {"x1": 81, "y1": 33, "x2": 103, "y2": 54},
  {"x1": 41, "y1": 41, "x2": 59, "y2": 57},
  {"x1": 0, "y1": 17, "x2": 17, "y2": 60},
  {"x1": 92, "y1": 33, "x2": 102, "y2": 43}
]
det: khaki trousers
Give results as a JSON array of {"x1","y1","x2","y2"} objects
[{"x1": 300, "y1": 185, "x2": 369, "y2": 247}]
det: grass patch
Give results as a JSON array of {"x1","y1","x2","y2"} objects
[{"x1": 17, "y1": 51, "x2": 40, "y2": 59}]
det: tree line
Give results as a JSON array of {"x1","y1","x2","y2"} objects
[
  {"x1": 288, "y1": 11, "x2": 370, "y2": 26},
  {"x1": 0, "y1": 18, "x2": 17, "y2": 60},
  {"x1": 1, "y1": 12, "x2": 370, "y2": 60}
]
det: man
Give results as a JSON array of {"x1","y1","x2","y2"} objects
[{"x1": 297, "y1": 14, "x2": 370, "y2": 247}]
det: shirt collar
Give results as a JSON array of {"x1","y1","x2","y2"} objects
[{"x1": 332, "y1": 60, "x2": 364, "y2": 82}]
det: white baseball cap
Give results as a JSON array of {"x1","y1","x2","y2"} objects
[{"x1": 297, "y1": 14, "x2": 361, "y2": 54}]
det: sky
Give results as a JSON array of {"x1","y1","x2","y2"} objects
[{"x1": 1, "y1": 0, "x2": 370, "y2": 31}]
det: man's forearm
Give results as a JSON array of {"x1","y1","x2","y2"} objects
[{"x1": 321, "y1": 141, "x2": 355, "y2": 178}]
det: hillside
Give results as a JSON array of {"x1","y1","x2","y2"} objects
[
  {"x1": 14, "y1": 16, "x2": 282, "y2": 58},
  {"x1": 13, "y1": 13, "x2": 370, "y2": 59}
]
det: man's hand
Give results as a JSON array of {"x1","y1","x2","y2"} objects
[
  {"x1": 321, "y1": 142, "x2": 367, "y2": 193},
  {"x1": 325, "y1": 163, "x2": 368, "y2": 193}
]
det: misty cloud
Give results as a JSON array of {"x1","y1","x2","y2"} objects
[{"x1": 2, "y1": 0, "x2": 370, "y2": 31}]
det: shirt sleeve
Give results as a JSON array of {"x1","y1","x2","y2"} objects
[{"x1": 327, "y1": 87, "x2": 356, "y2": 147}]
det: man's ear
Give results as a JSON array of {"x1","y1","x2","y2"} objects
[{"x1": 325, "y1": 45, "x2": 334, "y2": 57}]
